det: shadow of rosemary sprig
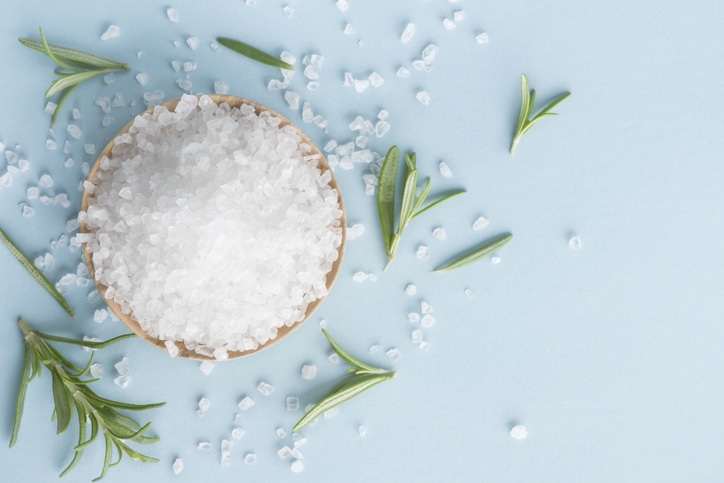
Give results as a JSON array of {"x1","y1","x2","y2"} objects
[
  {"x1": 19, "y1": 27, "x2": 130, "y2": 125},
  {"x1": 293, "y1": 329, "x2": 395, "y2": 432},
  {"x1": 10, "y1": 318, "x2": 165, "y2": 482}
]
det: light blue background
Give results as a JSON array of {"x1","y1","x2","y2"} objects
[{"x1": 1, "y1": 1, "x2": 723, "y2": 482}]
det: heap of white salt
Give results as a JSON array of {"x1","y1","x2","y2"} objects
[{"x1": 81, "y1": 94, "x2": 343, "y2": 358}]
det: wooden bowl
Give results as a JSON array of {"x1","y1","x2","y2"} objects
[{"x1": 80, "y1": 95, "x2": 346, "y2": 360}]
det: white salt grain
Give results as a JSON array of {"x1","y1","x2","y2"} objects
[
  {"x1": 136, "y1": 73, "x2": 149, "y2": 86},
  {"x1": 411, "y1": 329, "x2": 423, "y2": 344},
  {"x1": 100, "y1": 25, "x2": 120, "y2": 40},
  {"x1": 369, "y1": 345, "x2": 382, "y2": 353},
  {"x1": 569, "y1": 235, "x2": 582, "y2": 250},
  {"x1": 301, "y1": 365, "x2": 317, "y2": 380},
  {"x1": 27, "y1": 187, "x2": 40, "y2": 199},
  {"x1": 421, "y1": 301, "x2": 433, "y2": 314},
  {"x1": 421, "y1": 314, "x2": 436, "y2": 328},
  {"x1": 359, "y1": 425, "x2": 367, "y2": 437},
  {"x1": 284, "y1": 91, "x2": 300, "y2": 110},
  {"x1": 238, "y1": 396, "x2": 255, "y2": 410},
  {"x1": 473, "y1": 216, "x2": 490, "y2": 230},
  {"x1": 510, "y1": 424, "x2": 528, "y2": 440},
  {"x1": 172, "y1": 458, "x2": 184, "y2": 475},
  {"x1": 197, "y1": 441, "x2": 212, "y2": 450},
  {"x1": 197, "y1": 397, "x2": 211, "y2": 415},
  {"x1": 286, "y1": 396, "x2": 300, "y2": 411},
  {"x1": 408, "y1": 312, "x2": 420, "y2": 323},
  {"x1": 283, "y1": 5, "x2": 293, "y2": 16},
  {"x1": 199, "y1": 360, "x2": 215, "y2": 375},
  {"x1": 167, "y1": 8, "x2": 179, "y2": 22},
  {"x1": 214, "y1": 81, "x2": 229, "y2": 95},
  {"x1": 165, "y1": 340, "x2": 179, "y2": 357},
  {"x1": 416, "y1": 245, "x2": 429, "y2": 259},
  {"x1": 401, "y1": 23, "x2": 415, "y2": 44},
  {"x1": 244, "y1": 453, "x2": 257, "y2": 464},
  {"x1": 421, "y1": 44, "x2": 439, "y2": 65},
  {"x1": 93, "y1": 309, "x2": 109, "y2": 323},
  {"x1": 114, "y1": 375, "x2": 130, "y2": 388},
  {"x1": 491, "y1": 256, "x2": 502, "y2": 265},
  {"x1": 404, "y1": 284, "x2": 417, "y2": 296},
  {"x1": 276, "y1": 427, "x2": 287, "y2": 438},
  {"x1": 352, "y1": 271, "x2": 369, "y2": 282},
  {"x1": 347, "y1": 223, "x2": 364, "y2": 240},
  {"x1": 336, "y1": 0, "x2": 348, "y2": 12},
  {"x1": 84, "y1": 144, "x2": 96, "y2": 155},
  {"x1": 416, "y1": 91, "x2": 430, "y2": 106},
  {"x1": 454, "y1": 10, "x2": 465, "y2": 22},
  {"x1": 433, "y1": 227, "x2": 447, "y2": 240},
  {"x1": 369, "y1": 72, "x2": 384, "y2": 87},
  {"x1": 186, "y1": 37, "x2": 199, "y2": 50},
  {"x1": 464, "y1": 288, "x2": 476, "y2": 298},
  {"x1": 90, "y1": 363, "x2": 103, "y2": 378},
  {"x1": 476, "y1": 32, "x2": 490, "y2": 44},
  {"x1": 45, "y1": 102, "x2": 57, "y2": 114},
  {"x1": 278, "y1": 446, "x2": 292, "y2": 459},
  {"x1": 231, "y1": 427, "x2": 245, "y2": 440},
  {"x1": 443, "y1": 18, "x2": 456, "y2": 30},
  {"x1": 438, "y1": 162, "x2": 453, "y2": 178},
  {"x1": 396, "y1": 67, "x2": 410, "y2": 78},
  {"x1": 258, "y1": 382, "x2": 274, "y2": 396},
  {"x1": 328, "y1": 352, "x2": 339, "y2": 363},
  {"x1": 386, "y1": 348, "x2": 400, "y2": 361},
  {"x1": 344, "y1": 24, "x2": 355, "y2": 35}
]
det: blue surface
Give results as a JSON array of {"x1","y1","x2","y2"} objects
[{"x1": 2, "y1": 1, "x2": 724, "y2": 482}]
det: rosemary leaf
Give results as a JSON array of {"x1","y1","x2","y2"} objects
[
  {"x1": 411, "y1": 189, "x2": 466, "y2": 220},
  {"x1": 18, "y1": 37, "x2": 129, "y2": 70},
  {"x1": 377, "y1": 145, "x2": 399, "y2": 257},
  {"x1": 322, "y1": 329, "x2": 382, "y2": 374},
  {"x1": 510, "y1": 74, "x2": 570, "y2": 155},
  {"x1": 9, "y1": 349, "x2": 32, "y2": 448},
  {"x1": 0, "y1": 227, "x2": 74, "y2": 317},
  {"x1": 434, "y1": 233, "x2": 513, "y2": 273},
  {"x1": 216, "y1": 37, "x2": 295, "y2": 70}
]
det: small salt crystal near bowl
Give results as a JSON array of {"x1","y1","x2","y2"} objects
[{"x1": 80, "y1": 95, "x2": 346, "y2": 360}]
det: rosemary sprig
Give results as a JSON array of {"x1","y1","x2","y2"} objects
[
  {"x1": 435, "y1": 234, "x2": 513, "y2": 273},
  {"x1": 434, "y1": 233, "x2": 513, "y2": 273},
  {"x1": 10, "y1": 318, "x2": 164, "y2": 482},
  {"x1": 293, "y1": 329, "x2": 395, "y2": 432},
  {"x1": 0, "y1": 226, "x2": 74, "y2": 317},
  {"x1": 19, "y1": 27, "x2": 130, "y2": 125},
  {"x1": 510, "y1": 74, "x2": 570, "y2": 155},
  {"x1": 216, "y1": 36, "x2": 295, "y2": 70},
  {"x1": 377, "y1": 145, "x2": 466, "y2": 270}
]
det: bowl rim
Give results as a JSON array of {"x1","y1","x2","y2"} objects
[{"x1": 80, "y1": 94, "x2": 346, "y2": 361}]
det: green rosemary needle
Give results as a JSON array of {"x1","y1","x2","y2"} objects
[
  {"x1": 434, "y1": 233, "x2": 513, "y2": 273},
  {"x1": 510, "y1": 74, "x2": 570, "y2": 155},
  {"x1": 19, "y1": 27, "x2": 130, "y2": 125},
  {"x1": 293, "y1": 329, "x2": 395, "y2": 432},
  {"x1": 216, "y1": 36, "x2": 295, "y2": 70},
  {"x1": 0, "y1": 226, "x2": 74, "y2": 317},
  {"x1": 10, "y1": 318, "x2": 164, "y2": 482}
]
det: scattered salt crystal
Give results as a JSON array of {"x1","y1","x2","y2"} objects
[
  {"x1": 365, "y1": 183, "x2": 375, "y2": 196},
  {"x1": 404, "y1": 284, "x2": 417, "y2": 296},
  {"x1": 102, "y1": 117, "x2": 114, "y2": 127},
  {"x1": 276, "y1": 427, "x2": 287, "y2": 438},
  {"x1": 186, "y1": 37, "x2": 199, "y2": 50},
  {"x1": 231, "y1": 427, "x2": 245, "y2": 440},
  {"x1": 114, "y1": 357, "x2": 129, "y2": 375},
  {"x1": 284, "y1": 91, "x2": 300, "y2": 110},
  {"x1": 411, "y1": 329, "x2": 423, "y2": 344},
  {"x1": 90, "y1": 363, "x2": 103, "y2": 378},
  {"x1": 491, "y1": 256, "x2": 502, "y2": 264},
  {"x1": 165, "y1": 341, "x2": 179, "y2": 357},
  {"x1": 454, "y1": 10, "x2": 465, "y2": 22},
  {"x1": 465, "y1": 288, "x2": 476, "y2": 298},
  {"x1": 171, "y1": 60, "x2": 182, "y2": 72},
  {"x1": 100, "y1": 25, "x2": 121, "y2": 40},
  {"x1": 422, "y1": 44, "x2": 439, "y2": 64},
  {"x1": 281, "y1": 51, "x2": 296, "y2": 66},
  {"x1": 176, "y1": 79, "x2": 193, "y2": 91},
  {"x1": 18, "y1": 159, "x2": 30, "y2": 172},
  {"x1": 359, "y1": 425, "x2": 367, "y2": 437},
  {"x1": 199, "y1": 360, "x2": 215, "y2": 375},
  {"x1": 369, "y1": 72, "x2": 384, "y2": 87},
  {"x1": 166, "y1": 7, "x2": 179, "y2": 22},
  {"x1": 510, "y1": 424, "x2": 528, "y2": 440},
  {"x1": 103, "y1": 73, "x2": 115, "y2": 84},
  {"x1": 197, "y1": 397, "x2": 211, "y2": 415},
  {"x1": 301, "y1": 365, "x2": 317, "y2": 380},
  {"x1": 476, "y1": 32, "x2": 490, "y2": 44},
  {"x1": 114, "y1": 375, "x2": 130, "y2": 388},
  {"x1": 443, "y1": 18, "x2": 456, "y2": 29},
  {"x1": 307, "y1": 81, "x2": 320, "y2": 91},
  {"x1": 93, "y1": 309, "x2": 109, "y2": 323},
  {"x1": 369, "y1": 345, "x2": 382, "y2": 353},
  {"x1": 419, "y1": 340, "x2": 430, "y2": 351},
  {"x1": 283, "y1": 5, "x2": 293, "y2": 16},
  {"x1": 310, "y1": 54, "x2": 324, "y2": 68},
  {"x1": 412, "y1": 60, "x2": 427, "y2": 71},
  {"x1": 66, "y1": 124, "x2": 82, "y2": 140},
  {"x1": 214, "y1": 81, "x2": 229, "y2": 95},
  {"x1": 347, "y1": 223, "x2": 365, "y2": 240},
  {"x1": 356, "y1": 135, "x2": 368, "y2": 148},
  {"x1": 375, "y1": 120, "x2": 391, "y2": 137},
  {"x1": 336, "y1": 0, "x2": 348, "y2": 12},
  {"x1": 172, "y1": 458, "x2": 184, "y2": 474},
  {"x1": 84, "y1": 144, "x2": 96, "y2": 154},
  {"x1": 286, "y1": 396, "x2": 300, "y2": 411},
  {"x1": 416, "y1": 245, "x2": 429, "y2": 259},
  {"x1": 473, "y1": 216, "x2": 490, "y2": 230},
  {"x1": 238, "y1": 396, "x2": 255, "y2": 410},
  {"x1": 352, "y1": 271, "x2": 369, "y2": 282},
  {"x1": 421, "y1": 301, "x2": 433, "y2": 314},
  {"x1": 197, "y1": 441, "x2": 212, "y2": 450},
  {"x1": 432, "y1": 227, "x2": 447, "y2": 240},
  {"x1": 421, "y1": 314, "x2": 436, "y2": 328},
  {"x1": 72, "y1": 108, "x2": 81, "y2": 120},
  {"x1": 244, "y1": 453, "x2": 257, "y2": 464},
  {"x1": 569, "y1": 235, "x2": 582, "y2": 250},
  {"x1": 344, "y1": 24, "x2": 355, "y2": 35},
  {"x1": 221, "y1": 440, "x2": 233, "y2": 467},
  {"x1": 312, "y1": 114, "x2": 327, "y2": 127},
  {"x1": 278, "y1": 446, "x2": 292, "y2": 459},
  {"x1": 353, "y1": 79, "x2": 370, "y2": 93},
  {"x1": 401, "y1": 23, "x2": 415, "y2": 44},
  {"x1": 136, "y1": 73, "x2": 149, "y2": 86},
  {"x1": 416, "y1": 91, "x2": 430, "y2": 106},
  {"x1": 291, "y1": 447, "x2": 304, "y2": 459},
  {"x1": 386, "y1": 348, "x2": 400, "y2": 361},
  {"x1": 396, "y1": 67, "x2": 410, "y2": 78},
  {"x1": 183, "y1": 61, "x2": 197, "y2": 72},
  {"x1": 328, "y1": 352, "x2": 339, "y2": 363},
  {"x1": 21, "y1": 205, "x2": 34, "y2": 217},
  {"x1": 302, "y1": 102, "x2": 314, "y2": 122},
  {"x1": 343, "y1": 72, "x2": 354, "y2": 87},
  {"x1": 438, "y1": 162, "x2": 453, "y2": 178},
  {"x1": 45, "y1": 102, "x2": 57, "y2": 114},
  {"x1": 257, "y1": 382, "x2": 274, "y2": 396},
  {"x1": 319, "y1": 319, "x2": 327, "y2": 329}
]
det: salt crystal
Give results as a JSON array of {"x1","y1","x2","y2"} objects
[
  {"x1": 114, "y1": 357, "x2": 129, "y2": 375},
  {"x1": 45, "y1": 138, "x2": 57, "y2": 150},
  {"x1": 310, "y1": 54, "x2": 324, "y2": 68},
  {"x1": 375, "y1": 120, "x2": 391, "y2": 137},
  {"x1": 102, "y1": 117, "x2": 114, "y2": 127},
  {"x1": 432, "y1": 227, "x2": 447, "y2": 240},
  {"x1": 421, "y1": 301, "x2": 433, "y2": 314},
  {"x1": 421, "y1": 44, "x2": 439, "y2": 65},
  {"x1": 84, "y1": 144, "x2": 96, "y2": 154},
  {"x1": 71, "y1": 108, "x2": 81, "y2": 120},
  {"x1": 301, "y1": 365, "x2": 317, "y2": 380},
  {"x1": 246, "y1": 0, "x2": 255, "y2": 5},
  {"x1": 473, "y1": 216, "x2": 490, "y2": 230},
  {"x1": 55, "y1": 193, "x2": 71, "y2": 208},
  {"x1": 238, "y1": 396, "x2": 255, "y2": 410},
  {"x1": 39, "y1": 175, "x2": 53, "y2": 189},
  {"x1": 90, "y1": 363, "x2": 103, "y2": 378},
  {"x1": 401, "y1": 23, "x2": 415, "y2": 44},
  {"x1": 359, "y1": 425, "x2": 367, "y2": 437},
  {"x1": 344, "y1": 24, "x2": 355, "y2": 35},
  {"x1": 476, "y1": 32, "x2": 490, "y2": 44},
  {"x1": 368, "y1": 72, "x2": 384, "y2": 87},
  {"x1": 114, "y1": 375, "x2": 130, "y2": 388},
  {"x1": 244, "y1": 453, "x2": 257, "y2": 464},
  {"x1": 283, "y1": 5, "x2": 293, "y2": 16},
  {"x1": 214, "y1": 81, "x2": 229, "y2": 95},
  {"x1": 103, "y1": 73, "x2": 115, "y2": 84},
  {"x1": 396, "y1": 67, "x2": 409, "y2": 78},
  {"x1": 136, "y1": 73, "x2": 149, "y2": 86},
  {"x1": 165, "y1": 340, "x2": 179, "y2": 357},
  {"x1": 171, "y1": 60, "x2": 182, "y2": 72},
  {"x1": 569, "y1": 235, "x2": 582, "y2": 250},
  {"x1": 258, "y1": 382, "x2": 275, "y2": 396},
  {"x1": 491, "y1": 256, "x2": 502, "y2": 264},
  {"x1": 231, "y1": 427, "x2": 245, "y2": 440},
  {"x1": 438, "y1": 162, "x2": 453, "y2": 178},
  {"x1": 186, "y1": 37, "x2": 199, "y2": 50},
  {"x1": 454, "y1": 10, "x2": 465, "y2": 22},
  {"x1": 369, "y1": 345, "x2": 382, "y2": 353},
  {"x1": 166, "y1": 7, "x2": 179, "y2": 22},
  {"x1": 34, "y1": 256, "x2": 45, "y2": 269},
  {"x1": 291, "y1": 447, "x2": 304, "y2": 459},
  {"x1": 183, "y1": 61, "x2": 197, "y2": 72},
  {"x1": 421, "y1": 314, "x2": 436, "y2": 328},
  {"x1": 18, "y1": 159, "x2": 30, "y2": 172},
  {"x1": 93, "y1": 309, "x2": 109, "y2": 323},
  {"x1": 365, "y1": 183, "x2": 375, "y2": 196},
  {"x1": 386, "y1": 348, "x2": 400, "y2": 361},
  {"x1": 221, "y1": 440, "x2": 233, "y2": 467},
  {"x1": 210, "y1": 42, "x2": 220, "y2": 51},
  {"x1": 353, "y1": 79, "x2": 370, "y2": 93},
  {"x1": 352, "y1": 271, "x2": 369, "y2": 282},
  {"x1": 176, "y1": 79, "x2": 192, "y2": 91},
  {"x1": 411, "y1": 329, "x2": 423, "y2": 344},
  {"x1": 510, "y1": 424, "x2": 528, "y2": 440},
  {"x1": 404, "y1": 284, "x2": 418, "y2": 296},
  {"x1": 347, "y1": 223, "x2": 365, "y2": 240},
  {"x1": 278, "y1": 446, "x2": 292, "y2": 459},
  {"x1": 419, "y1": 341, "x2": 430, "y2": 351},
  {"x1": 276, "y1": 427, "x2": 287, "y2": 438},
  {"x1": 443, "y1": 18, "x2": 456, "y2": 30},
  {"x1": 336, "y1": 0, "x2": 348, "y2": 12},
  {"x1": 199, "y1": 360, "x2": 215, "y2": 375},
  {"x1": 21, "y1": 205, "x2": 34, "y2": 217},
  {"x1": 197, "y1": 397, "x2": 211, "y2": 415},
  {"x1": 100, "y1": 25, "x2": 121, "y2": 40},
  {"x1": 312, "y1": 114, "x2": 327, "y2": 127},
  {"x1": 286, "y1": 396, "x2": 300, "y2": 411},
  {"x1": 281, "y1": 51, "x2": 296, "y2": 66},
  {"x1": 45, "y1": 102, "x2": 57, "y2": 114},
  {"x1": 197, "y1": 441, "x2": 212, "y2": 450},
  {"x1": 412, "y1": 60, "x2": 427, "y2": 71},
  {"x1": 416, "y1": 91, "x2": 430, "y2": 106},
  {"x1": 328, "y1": 352, "x2": 339, "y2": 363},
  {"x1": 465, "y1": 288, "x2": 476, "y2": 298},
  {"x1": 343, "y1": 72, "x2": 354, "y2": 87},
  {"x1": 306, "y1": 81, "x2": 320, "y2": 91},
  {"x1": 64, "y1": 158, "x2": 74, "y2": 168},
  {"x1": 284, "y1": 91, "x2": 300, "y2": 110},
  {"x1": 172, "y1": 458, "x2": 183, "y2": 474},
  {"x1": 302, "y1": 103, "x2": 314, "y2": 122},
  {"x1": 416, "y1": 245, "x2": 429, "y2": 259}
]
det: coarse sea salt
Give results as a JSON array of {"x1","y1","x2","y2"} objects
[{"x1": 82, "y1": 95, "x2": 343, "y2": 357}]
